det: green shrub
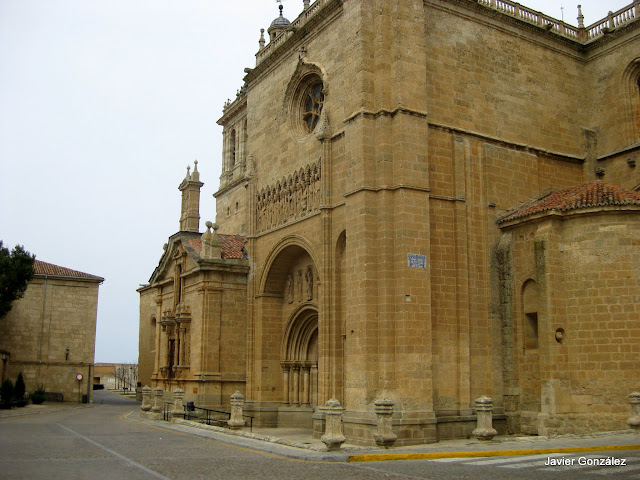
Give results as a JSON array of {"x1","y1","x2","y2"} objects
[
  {"x1": 14, "y1": 373, "x2": 25, "y2": 400},
  {"x1": 1, "y1": 379, "x2": 14, "y2": 407},
  {"x1": 31, "y1": 385, "x2": 45, "y2": 405}
]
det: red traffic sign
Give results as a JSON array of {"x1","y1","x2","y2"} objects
[{"x1": 76, "y1": 373, "x2": 83, "y2": 381}]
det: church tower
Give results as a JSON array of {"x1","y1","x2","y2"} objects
[{"x1": 178, "y1": 160, "x2": 203, "y2": 232}]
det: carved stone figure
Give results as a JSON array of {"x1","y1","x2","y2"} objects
[
  {"x1": 305, "y1": 266, "x2": 313, "y2": 301},
  {"x1": 285, "y1": 274, "x2": 294, "y2": 304}
]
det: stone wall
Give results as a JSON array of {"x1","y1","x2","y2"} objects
[
  {"x1": 0, "y1": 276, "x2": 100, "y2": 402},
  {"x1": 503, "y1": 211, "x2": 640, "y2": 435}
]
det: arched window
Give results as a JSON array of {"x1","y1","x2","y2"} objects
[
  {"x1": 302, "y1": 81, "x2": 324, "y2": 133},
  {"x1": 230, "y1": 129, "x2": 236, "y2": 167},
  {"x1": 522, "y1": 280, "x2": 539, "y2": 350},
  {"x1": 623, "y1": 58, "x2": 640, "y2": 142}
]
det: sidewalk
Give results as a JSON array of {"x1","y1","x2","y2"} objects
[
  {"x1": 127, "y1": 412, "x2": 640, "y2": 463},
  {"x1": 0, "y1": 402, "x2": 90, "y2": 419}
]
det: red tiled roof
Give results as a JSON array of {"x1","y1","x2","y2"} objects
[
  {"x1": 184, "y1": 235, "x2": 247, "y2": 260},
  {"x1": 34, "y1": 260, "x2": 104, "y2": 281},
  {"x1": 220, "y1": 234, "x2": 247, "y2": 260},
  {"x1": 498, "y1": 181, "x2": 640, "y2": 224},
  {"x1": 185, "y1": 238, "x2": 202, "y2": 253}
]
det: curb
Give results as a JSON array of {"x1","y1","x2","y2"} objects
[{"x1": 348, "y1": 444, "x2": 640, "y2": 462}]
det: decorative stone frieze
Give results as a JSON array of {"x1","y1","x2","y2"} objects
[
  {"x1": 472, "y1": 396, "x2": 498, "y2": 441},
  {"x1": 628, "y1": 392, "x2": 640, "y2": 429},
  {"x1": 228, "y1": 391, "x2": 246, "y2": 430},
  {"x1": 321, "y1": 398, "x2": 345, "y2": 451},
  {"x1": 256, "y1": 160, "x2": 321, "y2": 232},
  {"x1": 373, "y1": 399, "x2": 397, "y2": 448}
]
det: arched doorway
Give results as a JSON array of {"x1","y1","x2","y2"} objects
[
  {"x1": 279, "y1": 307, "x2": 318, "y2": 427},
  {"x1": 255, "y1": 237, "x2": 321, "y2": 429}
]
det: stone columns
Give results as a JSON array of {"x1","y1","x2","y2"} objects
[
  {"x1": 171, "y1": 388, "x2": 185, "y2": 419},
  {"x1": 151, "y1": 387, "x2": 164, "y2": 413},
  {"x1": 302, "y1": 367, "x2": 310, "y2": 405},
  {"x1": 140, "y1": 385, "x2": 152, "y2": 412},
  {"x1": 228, "y1": 391, "x2": 246, "y2": 430},
  {"x1": 175, "y1": 328, "x2": 181, "y2": 366},
  {"x1": 373, "y1": 399, "x2": 397, "y2": 448},
  {"x1": 282, "y1": 366, "x2": 290, "y2": 404},
  {"x1": 472, "y1": 396, "x2": 498, "y2": 441},
  {"x1": 292, "y1": 366, "x2": 300, "y2": 404},
  {"x1": 628, "y1": 392, "x2": 640, "y2": 429},
  {"x1": 321, "y1": 398, "x2": 345, "y2": 451}
]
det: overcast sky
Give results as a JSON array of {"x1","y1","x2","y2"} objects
[{"x1": 0, "y1": 0, "x2": 633, "y2": 363}]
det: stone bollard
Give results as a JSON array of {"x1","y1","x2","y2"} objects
[
  {"x1": 472, "y1": 396, "x2": 497, "y2": 441},
  {"x1": 151, "y1": 387, "x2": 164, "y2": 414},
  {"x1": 373, "y1": 398, "x2": 397, "y2": 448},
  {"x1": 628, "y1": 392, "x2": 640, "y2": 429},
  {"x1": 321, "y1": 398, "x2": 346, "y2": 451},
  {"x1": 172, "y1": 388, "x2": 185, "y2": 419},
  {"x1": 227, "y1": 391, "x2": 246, "y2": 430},
  {"x1": 140, "y1": 385, "x2": 152, "y2": 412}
]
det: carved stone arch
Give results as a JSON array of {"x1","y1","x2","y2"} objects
[
  {"x1": 280, "y1": 306, "x2": 319, "y2": 408},
  {"x1": 259, "y1": 236, "x2": 320, "y2": 295},
  {"x1": 283, "y1": 59, "x2": 329, "y2": 136},
  {"x1": 283, "y1": 59, "x2": 329, "y2": 112},
  {"x1": 281, "y1": 305, "x2": 318, "y2": 362},
  {"x1": 622, "y1": 57, "x2": 640, "y2": 142}
]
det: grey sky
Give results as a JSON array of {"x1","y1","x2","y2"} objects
[{"x1": 0, "y1": 0, "x2": 632, "y2": 363}]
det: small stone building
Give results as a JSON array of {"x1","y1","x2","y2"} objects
[
  {"x1": 139, "y1": 0, "x2": 640, "y2": 445},
  {"x1": 0, "y1": 260, "x2": 103, "y2": 403}
]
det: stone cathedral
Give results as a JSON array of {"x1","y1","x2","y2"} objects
[{"x1": 139, "y1": 0, "x2": 640, "y2": 445}]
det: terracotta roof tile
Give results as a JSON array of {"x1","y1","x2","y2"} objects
[
  {"x1": 34, "y1": 260, "x2": 104, "y2": 281},
  {"x1": 185, "y1": 238, "x2": 202, "y2": 253},
  {"x1": 184, "y1": 235, "x2": 247, "y2": 260},
  {"x1": 498, "y1": 181, "x2": 640, "y2": 224},
  {"x1": 220, "y1": 234, "x2": 247, "y2": 260}
]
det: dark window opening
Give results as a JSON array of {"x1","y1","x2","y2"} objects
[{"x1": 525, "y1": 312, "x2": 539, "y2": 350}]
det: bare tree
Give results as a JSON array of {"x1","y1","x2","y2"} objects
[{"x1": 114, "y1": 363, "x2": 138, "y2": 391}]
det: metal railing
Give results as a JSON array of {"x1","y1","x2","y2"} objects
[
  {"x1": 182, "y1": 403, "x2": 254, "y2": 432},
  {"x1": 163, "y1": 402, "x2": 173, "y2": 421}
]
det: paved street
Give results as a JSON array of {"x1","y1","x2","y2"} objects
[
  {"x1": 362, "y1": 450, "x2": 640, "y2": 480},
  {"x1": 1, "y1": 391, "x2": 639, "y2": 480}
]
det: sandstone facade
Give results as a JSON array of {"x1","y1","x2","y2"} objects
[
  {"x1": 0, "y1": 260, "x2": 103, "y2": 403},
  {"x1": 139, "y1": 0, "x2": 640, "y2": 445}
]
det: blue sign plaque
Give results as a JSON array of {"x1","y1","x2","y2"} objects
[{"x1": 407, "y1": 254, "x2": 427, "y2": 269}]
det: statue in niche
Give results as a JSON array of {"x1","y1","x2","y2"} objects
[
  {"x1": 305, "y1": 266, "x2": 313, "y2": 301},
  {"x1": 297, "y1": 270, "x2": 303, "y2": 302},
  {"x1": 285, "y1": 274, "x2": 294, "y2": 304},
  {"x1": 313, "y1": 166, "x2": 321, "y2": 209}
]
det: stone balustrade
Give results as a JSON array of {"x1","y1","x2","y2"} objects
[
  {"x1": 477, "y1": 0, "x2": 639, "y2": 43},
  {"x1": 256, "y1": 0, "x2": 333, "y2": 65}
]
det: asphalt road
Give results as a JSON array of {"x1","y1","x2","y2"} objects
[{"x1": 1, "y1": 395, "x2": 639, "y2": 480}]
